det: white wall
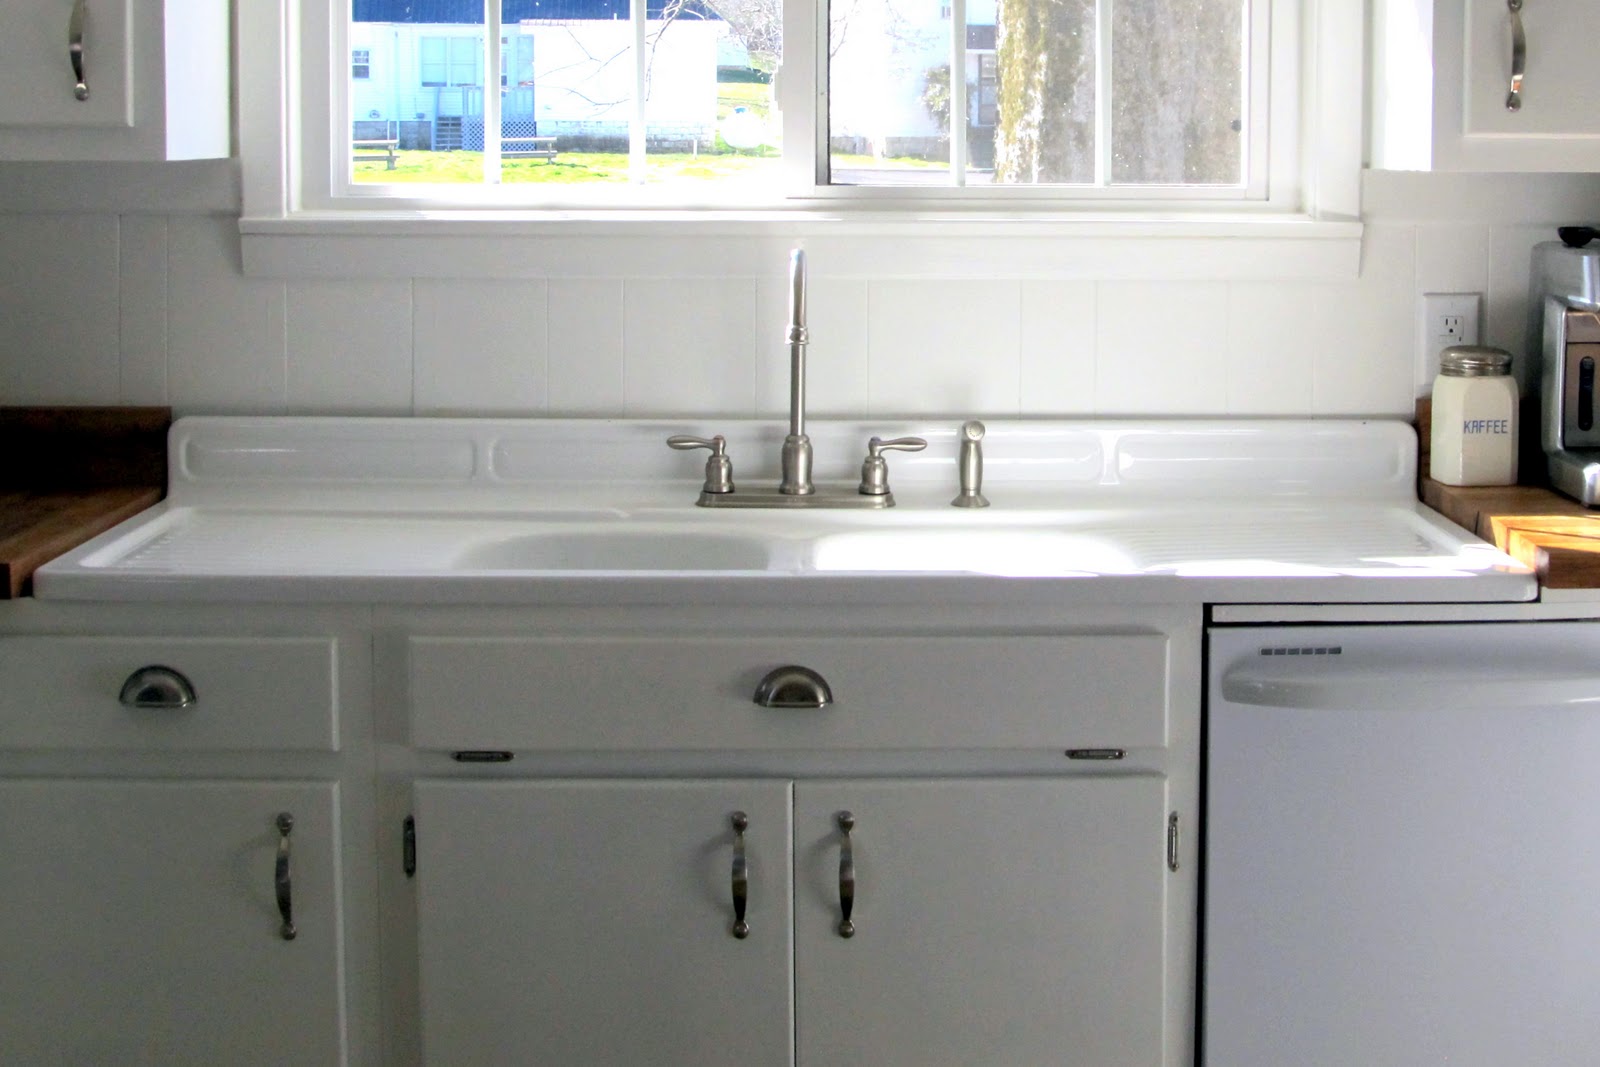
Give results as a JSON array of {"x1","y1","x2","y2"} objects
[{"x1": 0, "y1": 164, "x2": 1597, "y2": 418}]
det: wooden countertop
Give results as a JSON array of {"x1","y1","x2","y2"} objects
[
  {"x1": 1421, "y1": 478, "x2": 1600, "y2": 588},
  {"x1": 1416, "y1": 396, "x2": 1600, "y2": 588},
  {"x1": 0, "y1": 407, "x2": 168, "y2": 598}
]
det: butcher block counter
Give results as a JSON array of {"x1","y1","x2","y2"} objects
[
  {"x1": 1421, "y1": 478, "x2": 1600, "y2": 589},
  {"x1": 0, "y1": 408, "x2": 167, "y2": 597},
  {"x1": 1416, "y1": 396, "x2": 1600, "y2": 590}
]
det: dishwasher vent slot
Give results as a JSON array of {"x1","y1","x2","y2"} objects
[{"x1": 1258, "y1": 646, "x2": 1342, "y2": 657}]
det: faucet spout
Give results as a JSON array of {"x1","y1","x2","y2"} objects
[{"x1": 780, "y1": 248, "x2": 814, "y2": 495}]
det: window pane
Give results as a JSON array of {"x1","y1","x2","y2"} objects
[
  {"x1": 351, "y1": 0, "x2": 780, "y2": 190},
  {"x1": 991, "y1": 0, "x2": 1095, "y2": 184},
  {"x1": 351, "y1": 4, "x2": 487, "y2": 184},
  {"x1": 830, "y1": 0, "x2": 1249, "y2": 188},
  {"x1": 1110, "y1": 0, "x2": 1244, "y2": 185},
  {"x1": 641, "y1": 0, "x2": 781, "y2": 189},
  {"x1": 828, "y1": 0, "x2": 953, "y2": 185}
]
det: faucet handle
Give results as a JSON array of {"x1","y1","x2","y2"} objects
[
  {"x1": 667, "y1": 434, "x2": 735, "y2": 495},
  {"x1": 866, "y1": 436, "x2": 928, "y2": 457},
  {"x1": 859, "y1": 436, "x2": 927, "y2": 496}
]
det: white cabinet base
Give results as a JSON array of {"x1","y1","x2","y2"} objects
[{"x1": 0, "y1": 780, "x2": 347, "y2": 1066}]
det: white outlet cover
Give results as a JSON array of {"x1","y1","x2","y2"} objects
[{"x1": 1416, "y1": 292, "x2": 1483, "y2": 397}]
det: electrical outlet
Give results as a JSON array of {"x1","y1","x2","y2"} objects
[{"x1": 1416, "y1": 292, "x2": 1483, "y2": 395}]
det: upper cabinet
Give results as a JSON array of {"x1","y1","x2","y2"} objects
[
  {"x1": 1373, "y1": 0, "x2": 1600, "y2": 172},
  {"x1": 0, "y1": 0, "x2": 229, "y2": 161}
]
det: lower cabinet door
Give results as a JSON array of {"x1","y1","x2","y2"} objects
[
  {"x1": 0, "y1": 779, "x2": 345, "y2": 1066},
  {"x1": 412, "y1": 778, "x2": 794, "y2": 1067},
  {"x1": 794, "y1": 777, "x2": 1170, "y2": 1067}
]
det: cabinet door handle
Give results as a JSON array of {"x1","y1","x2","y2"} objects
[
  {"x1": 118, "y1": 665, "x2": 196, "y2": 710},
  {"x1": 68, "y1": 0, "x2": 89, "y2": 101},
  {"x1": 1506, "y1": 0, "x2": 1526, "y2": 111},
  {"x1": 275, "y1": 812, "x2": 297, "y2": 941},
  {"x1": 836, "y1": 811, "x2": 856, "y2": 938},
  {"x1": 730, "y1": 812, "x2": 750, "y2": 939}
]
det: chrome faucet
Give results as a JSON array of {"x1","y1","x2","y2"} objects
[
  {"x1": 780, "y1": 248, "x2": 814, "y2": 496},
  {"x1": 667, "y1": 248, "x2": 926, "y2": 507}
]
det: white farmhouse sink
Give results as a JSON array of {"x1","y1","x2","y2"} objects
[
  {"x1": 30, "y1": 416, "x2": 1538, "y2": 605},
  {"x1": 455, "y1": 529, "x2": 777, "y2": 571},
  {"x1": 807, "y1": 528, "x2": 1141, "y2": 576}
]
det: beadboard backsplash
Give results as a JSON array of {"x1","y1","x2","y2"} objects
[{"x1": 2, "y1": 170, "x2": 1598, "y2": 420}]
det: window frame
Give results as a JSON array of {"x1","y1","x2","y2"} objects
[{"x1": 238, "y1": 0, "x2": 1363, "y2": 279}]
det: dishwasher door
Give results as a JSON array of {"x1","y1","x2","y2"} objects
[{"x1": 1204, "y1": 622, "x2": 1600, "y2": 1067}]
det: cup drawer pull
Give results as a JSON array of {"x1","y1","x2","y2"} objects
[
  {"x1": 752, "y1": 665, "x2": 833, "y2": 709},
  {"x1": 118, "y1": 665, "x2": 197, "y2": 709}
]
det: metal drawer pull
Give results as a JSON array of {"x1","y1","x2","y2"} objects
[
  {"x1": 68, "y1": 0, "x2": 89, "y2": 101},
  {"x1": 118, "y1": 665, "x2": 196, "y2": 709},
  {"x1": 730, "y1": 812, "x2": 750, "y2": 939},
  {"x1": 1506, "y1": 0, "x2": 1526, "y2": 111},
  {"x1": 275, "y1": 812, "x2": 297, "y2": 941},
  {"x1": 753, "y1": 665, "x2": 833, "y2": 709},
  {"x1": 836, "y1": 811, "x2": 856, "y2": 938}
]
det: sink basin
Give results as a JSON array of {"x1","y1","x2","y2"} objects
[
  {"x1": 807, "y1": 528, "x2": 1142, "y2": 576},
  {"x1": 455, "y1": 529, "x2": 775, "y2": 571}
]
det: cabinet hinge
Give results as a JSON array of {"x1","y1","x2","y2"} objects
[
  {"x1": 403, "y1": 815, "x2": 416, "y2": 878},
  {"x1": 1166, "y1": 812, "x2": 1180, "y2": 872}
]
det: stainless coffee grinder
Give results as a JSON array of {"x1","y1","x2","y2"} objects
[{"x1": 1533, "y1": 238, "x2": 1600, "y2": 505}]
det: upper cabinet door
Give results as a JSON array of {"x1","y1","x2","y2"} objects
[
  {"x1": 0, "y1": 0, "x2": 131, "y2": 129},
  {"x1": 0, "y1": 779, "x2": 347, "y2": 1066},
  {"x1": 793, "y1": 777, "x2": 1172, "y2": 1067},
  {"x1": 1433, "y1": 0, "x2": 1600, "y2": 170},
  {"x1": 412, "y1": 778, "x2": 794, "y2": 1067},
  {"x1": 0, "y1": 0, "x2": 228, "y2": 160}
]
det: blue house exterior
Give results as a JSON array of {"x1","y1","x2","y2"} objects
[
  {"x1": 351, "y1": 0, "x2": 731, "y2": 151},
  {"x1": 354, "y1": 0, "x2": 717, "y2": 24}
]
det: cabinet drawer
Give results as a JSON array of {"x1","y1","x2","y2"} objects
[
  {"x1": 0, "y1": 637, "x2": 339, "y2": 752},
  {"x1": 407, "y1": 633, "x2": 1168, "y2": 751}
]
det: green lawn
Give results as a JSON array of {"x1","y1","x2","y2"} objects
[
  {"x1": 354, "y1": 148, "x2": 951, "y2": 184},
  {"x1": 354, "y1": 149, "x2": 779, "y2": 184}
]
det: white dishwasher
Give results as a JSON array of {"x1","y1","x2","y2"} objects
[{"x1": 1204, "y1": 622, "x2": 1600, "y2": 1067}]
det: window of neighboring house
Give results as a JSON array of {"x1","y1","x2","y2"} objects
[
  {"x1": 240, "y1": 0, "x2": 1359, "y2": 230},
  {"x1": 352, "y1": 49, "x2": 371, "y2": 80},
  {"x1": 419, "y1": 36, "x2": 482, "y2": 88}
]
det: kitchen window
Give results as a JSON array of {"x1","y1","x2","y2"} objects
[
  {"x1": 338, "y1": 0, "x2": 1258, "y2": 196},
  {"x1": 238, "y1": 1, "x2": 1361, "y2": 278}
]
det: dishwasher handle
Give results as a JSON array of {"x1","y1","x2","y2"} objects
[{"x1": 1221, "y1": 668, "x2": 1600, "y2": 712}]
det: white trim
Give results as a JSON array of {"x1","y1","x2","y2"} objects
[
  {"x1": 238, "y1": 215, "x2": 1362, "y2": 279},
  {"x1": 486, "y1": 5, "x2": 504, "y2": 183},
  {"x1": 631, "y1": 0, "x2": 647, "y2": 183},
  {"x1": 950, "y1": 0, "x2": 967, "y2": 185},
  {"x1": 1094, "y1": 0, "x2": 1110, "y2": 186}
]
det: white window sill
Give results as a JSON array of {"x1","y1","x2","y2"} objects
[{"x1": 238, "y1": 210, "x2": 1364, "y2": 280}]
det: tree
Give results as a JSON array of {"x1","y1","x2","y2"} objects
[
  {"x1": 994, "y1": 0, "x2": 1095, "y2": 183},
  {"x1": 993, "y1": 0, "x2": 1242, "y2": 185},
  {"x1": 706, "y1": 0, "x2": 782, "y2": 69}
]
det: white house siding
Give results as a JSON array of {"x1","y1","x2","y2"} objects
[
  {"x1": 349, "y1": 20, "x2": 720, "y2": 150},
  {"x1": 829, "y1": 0, "x2": 998, "y2": 159}
]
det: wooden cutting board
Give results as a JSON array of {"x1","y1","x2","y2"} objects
[
  {"x1": 0, "y1": 487, "x2": 162, "y2": 597},
  {"x1": 1416, "y1": 395, "x2": 1600, "y2": 589},
  {"x1": 1419, "y1": 479, "x2": 1600, "y2": 588},
  {"x1": 0, "y1": 407, "x2": 168, "y2": 598}
]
